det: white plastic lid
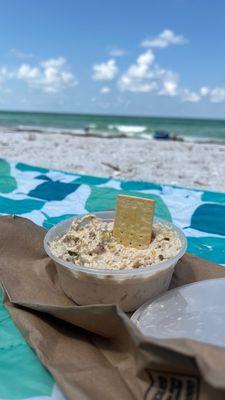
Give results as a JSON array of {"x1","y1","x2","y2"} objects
[{"x1": 132, "y1": 278, "x2": 225, "y2": 348}]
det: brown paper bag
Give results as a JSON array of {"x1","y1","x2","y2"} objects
[{"x1": 1, "y1": 215, "x2": 225, "y2": 400}]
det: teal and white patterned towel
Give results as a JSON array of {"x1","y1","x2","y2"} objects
[{"x1": 0, "y1": 158, "x2": 225, "y2": 399}]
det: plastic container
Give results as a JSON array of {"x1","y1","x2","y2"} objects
[
  {"x1": 131, "y1": 278, "x2": 225, "y2": 348},
  {"x1": 44, "y1": 211, "x2": 187, "y2": 312}
]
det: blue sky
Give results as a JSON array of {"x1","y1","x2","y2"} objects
[{"x1": 0, "y1": 0, "x2": 225, "y2": 118}]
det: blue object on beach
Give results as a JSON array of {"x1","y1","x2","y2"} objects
[{"x1": 153, "y1": 130, "x2": 170, "y2": 140}]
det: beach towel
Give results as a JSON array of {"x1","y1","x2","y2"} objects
[{"x1": 0, "y1": 158, "x2": 224, "y2": 399}]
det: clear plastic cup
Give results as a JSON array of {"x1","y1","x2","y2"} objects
[{"x1": 44, "y1": 211, "x2": 187, "y2": 312}]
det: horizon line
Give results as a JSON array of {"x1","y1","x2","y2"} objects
[{"x1": 0, "y1": 109, "x2": 225, "y2": 123}]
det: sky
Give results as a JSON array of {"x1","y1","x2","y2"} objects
[{"x1": 0, "y1": 0, "x2": 225, "y2": 118}]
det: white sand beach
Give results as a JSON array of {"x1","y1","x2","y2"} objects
[{"x1": 1, "y1": 130, "x2": 224, "y2": 192}]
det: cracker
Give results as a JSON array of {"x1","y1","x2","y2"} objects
[{"x1": 113, "y1": 195, "x2": 155, "y2": 249}]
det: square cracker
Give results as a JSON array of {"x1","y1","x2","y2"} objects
[{"x1": 113, "y1": 195, "x2": 155, "y2": 249}]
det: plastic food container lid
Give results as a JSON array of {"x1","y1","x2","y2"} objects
[{"x1": 132, "y1": 278, "x2": 225, "y2": 348}]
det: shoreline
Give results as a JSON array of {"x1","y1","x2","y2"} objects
[
  {"x1": 1, "y1": 125, "x2": 225, "y2": 145},
  {"x1": 0, "y1": 129, "x2": 224, "y2": 192}
]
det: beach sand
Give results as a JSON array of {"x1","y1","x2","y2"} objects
[{"x1": 0, "y1": 130, "x2": 224, "y2": 192}]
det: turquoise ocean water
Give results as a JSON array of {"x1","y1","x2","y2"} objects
[{"x1": 0, "y1": 111, "x2": 225, "y2": 142}]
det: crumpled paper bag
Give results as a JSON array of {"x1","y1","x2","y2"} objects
[{"x1": 1, "y1": 215, "x2": 225, "y2": 400}]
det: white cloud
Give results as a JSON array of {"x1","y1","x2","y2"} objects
[
  {"x1": 40, "y1": 57, "x2": 66, "y2": 69},
  {"x1": 160, "y1": 79, "x2": 178, "y2": 96},
  {"x1": 141, "y1": 29, "x2": 188, "y2": 48},
  {"x1": 16, "y1": 57, "x2": 77, "y2": 93},
  {"x1": 0, "y1": 57, "x2": 77, "y2": 93},
  {"x1": 209, "y1": 87, "x2": 225, "y2": 103},
  {"x1": 117, "y1": 46, "x2": 225, "y2": 104},
  {"x1": 0, "y1": 67, "x2": 12, "y2": 83},
  {"x1": 181, "y1": 89, "x2": 201, "y2": 103},
  {"x1": 100, "y1": 86, "x2": 111, "y2": 94},
  {"x1": 10, "y1": 48, "x2": 34, "y2": 59},
  {"x1": 118, "y1": 49, "x2": 180, "y2": 95},
  {"x1": 92, "y1": 59, "x2": 118, "y2": 81},
  {"x1": 1, "y1": 42, "x2": 225, "y2": 106},
  {"x1": 118, "y1": 50, "x2": 156, "y2": 92},
  {"x1": 17, "y1": 64, "x2": 40, "y2": 80},
  {"x1": 199, "y1": 86, "x2": 210, "y2": 96},
  {"x1": 181, "y1": 86, "x2": 225, "y2": 103},
  {"x1": 109, "y1": 48, "x2": 126, "y2": 57},
  {"x1": 128, "y1": 50, "x2": 155, "y2": 79}
]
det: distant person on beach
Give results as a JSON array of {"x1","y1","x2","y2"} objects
[
  {"x1": 171, "y1": 133, "x2": 184, "y2": 142},
  {"x1": 84, "y1": 126, "x2": 90, "y2": 134}
]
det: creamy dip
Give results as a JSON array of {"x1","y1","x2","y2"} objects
[
  {"x1": 50, "y1": 215, "x2": 181, "y2": 270},
  {"x1": 50, "y1": 215, "x2": 182, "y2": 270}
]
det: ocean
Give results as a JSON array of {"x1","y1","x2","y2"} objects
[{"x1": 0, "y1": 111, "x2": 225, "y2": 143}]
